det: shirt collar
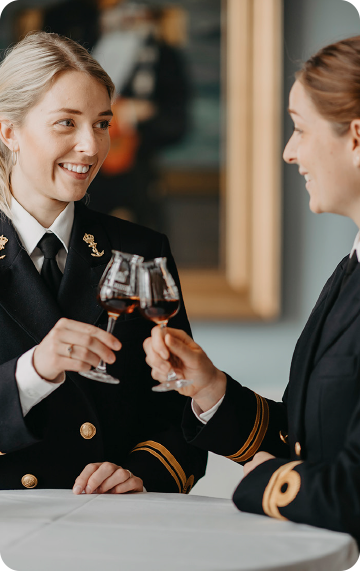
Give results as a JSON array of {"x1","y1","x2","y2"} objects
[
  {"x1": 350, "y1": 230, "x2": 360, "y2": 262},
  {"x1": 10, "y1": 197, "x2": 75, "y2": 256}
]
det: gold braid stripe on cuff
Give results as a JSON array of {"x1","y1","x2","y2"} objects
[
  {"x1": 262, "y1": 460, "x2": 303, "y2": 520},
  {"x1": 131, "y1": 441, "x2": 188, "y2": 493},
  {"x1": 226, "y1": 393, "x2": 269, "y2": 463}
]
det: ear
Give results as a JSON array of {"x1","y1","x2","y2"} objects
[
  {"x1": 349, "y1": 120, "x2": 360, "y2": 167},
  {"x1": 0, "y1": 119, "x2": 18, "y2": 152}
]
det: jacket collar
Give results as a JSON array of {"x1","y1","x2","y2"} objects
[{"x1": 0, "y1": 202, "x2": 112, "y2": 343}]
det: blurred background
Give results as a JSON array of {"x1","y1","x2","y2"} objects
[{"x1": 0, "y1": 0, "x2": 360, "y2": 497}]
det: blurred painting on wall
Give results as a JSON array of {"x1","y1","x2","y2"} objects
[{"x1": 0, "y1": 0, "x2": 222, "y2": 270}]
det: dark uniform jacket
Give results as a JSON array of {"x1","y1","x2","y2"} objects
[
  {"x1": 0, "y1": 201, "x2": 207, "y2": 492},
  {"x1": 183, "y1": 255, "x2": 360, "y2": 545}
]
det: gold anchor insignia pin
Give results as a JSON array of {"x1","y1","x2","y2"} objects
[
  {"x1": 0, "y1": 235, "x2": 8, "y2": 260},
  {"x1": 83, "y1": 233, "x2": 104, "y2": 257}
]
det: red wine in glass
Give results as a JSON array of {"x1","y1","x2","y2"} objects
[
  {"x1": 139, "y1": 257, "x2": 193, "y2": 392},
  {"x1": 79, "y1": 251, "x2": 143, "y2": 384}
]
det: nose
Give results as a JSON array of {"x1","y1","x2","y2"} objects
[
  {"x1": 75, "y1": 126, "x2": 99, "y2": 157},
  {"x1": 283, "y1": 132, "x2": 298, "y2": 164}
]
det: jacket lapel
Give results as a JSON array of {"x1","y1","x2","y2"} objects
[
  {"x1": 0, "y1": 216, "x2": 62, "y2": 343},
  {"x1": 287, "y1": 257, "x2": 346, "y2": 447},
  {"x1": 313, "y1": 262, "x2": 360, "y2": 365},
  {"x1": 57, "y1": 202, "x2": 112, "y2": 325}
]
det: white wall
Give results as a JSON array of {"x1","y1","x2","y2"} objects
[{"x1": 191, "y1": 0, "x2": 360, "y2": 498}]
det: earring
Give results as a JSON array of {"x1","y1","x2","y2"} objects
[{"x1": 11, "y1": 150, "x2": 18, "y2": 166}]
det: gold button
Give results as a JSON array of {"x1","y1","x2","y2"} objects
[
  {"x1": 21, "y1": 474, "x2": 38, "y2": 489},
  {"x1": 295, "y1": 442, "x2": 302, "y2": 457},
  {"x1": 279, "y1": 430, "x2": 288, "y2": 445},
  {"x1": 80, "y1": 422, "x2": 96, "y2": 440}
]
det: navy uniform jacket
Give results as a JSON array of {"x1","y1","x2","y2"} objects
[
  {"x1": 183, "y1": 255, "x2": 360, "y2": 544},
  {"x1": 0, "y1": 201, "x2": 207, "y2": 492}
]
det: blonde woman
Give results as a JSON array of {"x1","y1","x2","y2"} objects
[
  {"x1": 144, "y1": 35, "x2": 360, "y2": 545},
  {"x1": 0, "y1": 32, "x2": 206, "y2": 494}
]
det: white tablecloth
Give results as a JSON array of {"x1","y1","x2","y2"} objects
[{"x1": 0, "y1": 490, "x2": 358, "y2": 571}]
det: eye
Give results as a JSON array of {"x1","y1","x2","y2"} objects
[
  {"x1": 293, "y1": 126, "x2": 303, "y2": 135},
  {"x1": 57, "y1": 119, "x2": 74, "y2": 127},
  {"x1": 95, "y1": 120, "x2": 112, "y2": 130}
]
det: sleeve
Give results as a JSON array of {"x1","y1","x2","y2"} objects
[
  {"x1": 123, "y1": 231, "x2": 207, "y2": 493},
  {"x1": 233, "y1": 401, "x2": 360, "y2": 544},
  {"x1": 192, "y1": 396, "x2": 225, "y2": 424},
  {"x1": 0, "y1": 356, "x2": 42, "y2": 454},
  {"x1": 182, "y1": 375, "x2": 290, "y2": 463},
  {"x1": 16, "y1": 347, "x2": 64, "y2": 416}
]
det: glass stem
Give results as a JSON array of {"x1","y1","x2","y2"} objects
[{"x1": 97, "y1": 314, "x2": 117, "y2": 372}]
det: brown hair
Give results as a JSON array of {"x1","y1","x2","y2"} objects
[
  {"x1": 297, "y1": 36, "x2": 360, "y2": 136},
  {"x1": 0, "y1": 31, "x2": 115, "y2": 218}
]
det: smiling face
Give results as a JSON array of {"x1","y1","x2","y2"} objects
[
  {"x1": 283, "y1": 80, "x2": 360, "y2": 222},
  {"x1": 8, "y1": 70, "x2": 112, "y2": 225}
]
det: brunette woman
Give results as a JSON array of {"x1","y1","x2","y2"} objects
[{"x1": 144, "y1": 36, "x2": 360, "y2": 544}]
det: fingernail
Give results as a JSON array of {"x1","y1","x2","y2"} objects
[
  {"x1": 113, "y1": 340, "x2": 121, "y2": 350},
  {"x1": 73, "y1": 485, "x2": 82, "y2": 495},
  {"x1": 85, "y1": 485, "x2": 92, "y2": 494}
]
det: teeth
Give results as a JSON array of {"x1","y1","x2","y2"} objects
[{"x1": 62, "y1": 163, "x2": 90, "y2": 174}]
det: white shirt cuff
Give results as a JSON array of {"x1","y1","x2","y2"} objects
[
  {"x1": 16, "y1": 347, "x2": 65, "y2": 416},
  {"x1": 191, "y1": 395, "x2": 225, "y2": 425}
]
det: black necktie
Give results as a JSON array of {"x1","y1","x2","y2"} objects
[
  {"x1": 340, "y1": 252, "x2": 359, "y2": 293},
  {"x1": 37, "y1": 233, "x2": 63, "y2": 297}
]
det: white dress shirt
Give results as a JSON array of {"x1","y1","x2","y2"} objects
[
  {"x1": 11, "y1": 197, "x2": 74, "y2": 416},
  {"x1": 192, "y1": 232, "x2": 360, "y2": 425},
  {"x1": 350, "y1": 230, "x2": 360, "y2": 261}
]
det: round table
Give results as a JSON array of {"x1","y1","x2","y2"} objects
[{"x1": 0, "y1": 490, "x2": 357, "y2": 571}]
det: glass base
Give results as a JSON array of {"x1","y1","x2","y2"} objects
[
  {"x1": 79, "y1": 369, "x2": 120, "y2": 385},
  {"x1": 152, "y1": 379, "x2": 193, "y2": 392}
]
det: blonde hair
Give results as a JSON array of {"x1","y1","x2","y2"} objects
[{"x1": 0, "y1": 31, "x2": 115, "y2": 218}]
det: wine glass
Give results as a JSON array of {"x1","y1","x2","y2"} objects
[
  {"x1": 139, "y1": 257, "x2": 193, "y2": 392},
  {"x1": 80, "y1": 250, "x2": 143, "y2": 384}
]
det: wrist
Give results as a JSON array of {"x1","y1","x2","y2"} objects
[{"x1": 193, "y1": 370, "x2": 227, "y2": 413}]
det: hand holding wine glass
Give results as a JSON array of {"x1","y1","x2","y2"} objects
[
  {"x1": 80, "y1": 250, "x2": 143, "y2": 384},
  {"x1": 139, "y1": 257, "x2": 193, "y2": 392}
]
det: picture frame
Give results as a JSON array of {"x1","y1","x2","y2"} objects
[{"x1": 180, "y1": 0, "x2": 283, "y2": 320}]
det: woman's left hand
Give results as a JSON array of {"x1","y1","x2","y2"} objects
[
  {"x1": 73, "y1": 462, "x2": 143, "y2": 494},
  {"x1": 243, "y1": 452, "x2": 275, "y2": 478}
]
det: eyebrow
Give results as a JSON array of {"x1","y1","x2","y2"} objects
[
  {"x1": 287, "y1": 108, "x2": 301, "y2": 117},
  {"x1": 50, "y1": 108, "x2": 113, "y2": 117}
]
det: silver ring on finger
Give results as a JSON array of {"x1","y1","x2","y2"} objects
[
  {"x1": 126, "y1": 469, "x2": 132, "y2": 480},
  {"x1": 67, "y1": 344, "x2": 74, "y2": 358}
]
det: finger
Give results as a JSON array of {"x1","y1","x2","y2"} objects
[
  {"x1": 73, "y1": 463, "x2": 101, "y2": 494},
  {"x1": 56, "y1": 318, "x2": 121, "y2": 351},
  {"x1": 84, "y1": 462, "x2": 120, "y2": 494},
  {"x1": 97, "y1": 467, "x2": 131, "y2": 493},
  {"x1": 164, "y1": 332, "x2": 200, "y2": 364},
  {"x1": 164, "y1": 327, "x2": 196, "y2": 347},
  {"x1": 58, "y1": 332, "x2": 117, "y2": 365},
  {"x1": 109, "y1": 476, "x2": 143, "y2": 494},
  {"x1": 144, "y1": 346, "x2": 172, "y2": 375},
  {"x1": 150, "y1": 326, "x2": 170, "y2": 360}
]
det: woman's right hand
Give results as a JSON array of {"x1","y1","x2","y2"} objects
[
  {"x1": 143, "y1": 327, "x2": 227, "y2": 413},
  {"x1": 33, "y1": 318, "x2": 121, "y2": 382}
]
